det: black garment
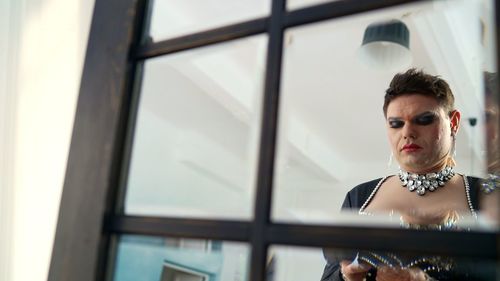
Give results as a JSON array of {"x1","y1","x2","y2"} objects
[
  {"x1": 342, "y1": 177, "x2": 481, "y2": 210},
  {"x1": 320, "y1": 176, "x2": 482, "y2": 281}
]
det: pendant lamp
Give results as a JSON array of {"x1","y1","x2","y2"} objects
[{"x1": 359, "y1": 19, "x2": 412, "y2": 69}]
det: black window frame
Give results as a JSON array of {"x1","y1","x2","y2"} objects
[{"x1": 49, "y1": 0, "x2": 500, "y2": 281}]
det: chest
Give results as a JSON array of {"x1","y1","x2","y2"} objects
[{"x1": 361, "y1": 176, "x2": 473, "y2": 218}]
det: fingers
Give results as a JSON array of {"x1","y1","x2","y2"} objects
[
  {"x1": 376, "y1": 266, "x2": 406, "y2": 281},
  {"x1": 376, "y1": 266, "x2": 428, "y2": 281},
  {"x1": 340, "y1": 260, "x2": 370, "y2": 274}
]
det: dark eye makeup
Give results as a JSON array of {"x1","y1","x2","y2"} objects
[
  {"x1": 388, "y1": 120, "x2": 404, "y2": 128},
  {"x1": 414, "y1": 112, "x2": 437, "y2": 126},
  {"x1": 387, "y1": 112, "x2": 437, "y2": 128}
]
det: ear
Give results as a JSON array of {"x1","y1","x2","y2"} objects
[{"x1": 449, "y1": 110, "x2": 461, "y2": 135}]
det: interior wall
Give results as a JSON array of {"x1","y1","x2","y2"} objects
[
  {"x1": 0, "y1": 1, "x2": 16, "y2": 280},
  {"x1": 0, "y1": 0, "x2": 95, "y2": 280}
]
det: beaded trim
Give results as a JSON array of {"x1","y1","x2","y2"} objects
[
  {"x1": 463, "y1": 175, "x2": 477, "y2": 218},
  {"x1": 359, "y1": 175, "x2": 476, "y2": 217},
  {"x1": 359, "y1": 176, "x2": 389, "y2": 214},
  {"x1": 358, "y1": 252, "x2": 454, "y2": 274}
]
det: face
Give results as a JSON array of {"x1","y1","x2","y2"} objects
[{"x1": 386, "y1": 94, "x2": 460, "y2": 173}]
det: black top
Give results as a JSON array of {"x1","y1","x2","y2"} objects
[{"x1": 320, "y1": 176, "x2": 484, "y2": 281}]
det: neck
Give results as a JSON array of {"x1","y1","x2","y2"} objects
[
  {"x1": 402, "y1": 165, "x2": 447, "y2": 174},
  {"x1": 400, "y1": 157, "x2": 452, "y2": 174}
]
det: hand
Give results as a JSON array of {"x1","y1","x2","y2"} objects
[
  {"x1": 340, "y1": 260, "x2": 371, "y2": 281},
  {"x1": 376, "y1": 266, "x2": 428, "y2": 281}
]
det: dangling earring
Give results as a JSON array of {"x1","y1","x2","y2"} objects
[
  {"x1": 449, "y1": 132, "x2": 457, "y2": 167},
  {"x1": 387, "y1": 151, "x2": 394, "y2": 167},
  {"x1": 451, "y1": 133, "x2": 457, "y2": 158}
]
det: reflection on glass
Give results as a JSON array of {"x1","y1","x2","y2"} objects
[
  {"x1": 272, "y1": 0, "x2": 496, "y2": 229},
  {"x1": 125, "y1": 35, "x2": 267, "y2": 219},
  {"x1": 287, "y1": 0, "x2": 340, "y2": 11},
  {"x1": 481, "y1": 71, "x2": 500, "y2": 226},
  {"x1": 148, "y1": 0, "x2": 270, "y2": 42},
  {"x1": 112, "y1": 235, "x2": 249, "y2": 281},
  {"x1": 267, "y1": 245, "x2": 497, "y2": 281}
]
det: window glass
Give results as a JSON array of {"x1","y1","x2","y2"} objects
[
  {"x1": 267, "y1": 245, "x2": 497, "y2": 281},
  {"x1": 112, "y1": 235, "x2": 250, "y2": 281},
  {"x1": 286, "y1": 0, "x2": 340, "y2": 11},
  {"x1": 124, "y1": 35, "x2": 267, "y2": 220},
  {"x1": 272, "y1": 0, "x2": 496, "y2": 228},
  {"x1": 149, "y1": 0, "x2": 270, "y2": 42}
]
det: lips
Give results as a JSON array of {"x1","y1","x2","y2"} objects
[{"x1": 401, "y1": 143, "x2": 422, "y2": 152}]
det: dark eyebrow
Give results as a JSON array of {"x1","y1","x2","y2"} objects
[
  {"x1": 386, "y1": 111, "x2": 437, "y2": 121},
  {"x1": 387, "y1": 117, "x2": 402, "y2": 121}
]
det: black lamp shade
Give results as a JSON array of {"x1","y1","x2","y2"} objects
[{"x1": 362, "y1": 19, "x2": 410, "y2": 49}]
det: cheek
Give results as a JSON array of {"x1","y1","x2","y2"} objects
[
  {"x1": 387, "y1": 129, "x2": 400, "y2": 148},
  {"x1": 430, "y1": 125, "x2": 449, "y2": 146}
]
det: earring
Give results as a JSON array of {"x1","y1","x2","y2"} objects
[
  {"x1": 387, "y1": 151, "x2": 394, "y2": 167},
  {"x1": 451, "y1": 133, "x2": 457, "y2": 158}
]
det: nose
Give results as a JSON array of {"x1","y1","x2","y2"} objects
[{"x1": 402, "y1": 123, "x2": 416, "y2": 139}]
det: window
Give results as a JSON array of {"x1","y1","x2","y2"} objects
[{"x1": 49, "y1": 0, "x2": 499, "y2": 281}]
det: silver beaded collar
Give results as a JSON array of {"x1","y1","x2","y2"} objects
[{"x1": 398, "y1": 166, "x2": 455, "y2": 196}]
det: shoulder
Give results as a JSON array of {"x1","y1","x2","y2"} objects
[
  {"x1": 464, "y1": 175, "x2": 482, "y2": 209},
  {"x1": 464, "y1": 175, "x2": 482, "y2": 196},
  {"x1": 465, "y1": 175, "x2": 482, "y2": 185},
  {"x1": 342, "y1": 178, "x2": 385, "y2": 209},
  {"x1": 349, "y1": 178, "x2": 385, "y2": 193}
]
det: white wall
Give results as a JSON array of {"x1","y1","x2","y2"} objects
[
  {"x1": 0, "y1": 1, "x2": 17, "y2": 280},
  {"x1": 0, "y1": 0, "x2": 94, "y2": 280}
]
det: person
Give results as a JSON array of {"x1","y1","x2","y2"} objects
[
  {"x1": 480, "y1": 72, "x2": 499, "y2": 224},
  {"x1": 320, "y1": 69, "x2": 490, "y2": 281}
]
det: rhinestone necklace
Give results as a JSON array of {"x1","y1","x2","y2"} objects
[{"x1": 398, "y1": 166, "x2": 455, "y2": 196}]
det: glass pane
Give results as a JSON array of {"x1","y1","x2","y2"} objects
[
  {"x1": 482, "y1": 71, "x2": 500, "y2": 227},
  {"x1": 111, "y1": 235, "x2": 250, "y2": 281},
  {"x1": 287, "y1": 0, "x2": 340, "y2": 11},
  {"x1": 125, "y1": 35, "x2": 267, "y2": 220},
  {"x1": 268, "y1": 245, "x2": 497, "y2": 281},
  {"x1": 149, "y1": 0, "x2": 270, "y2": 42},
  {"x1": 273, "y1": 0, "x2": 498, "y2": 228}
]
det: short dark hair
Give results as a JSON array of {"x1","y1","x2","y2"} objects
[{"x1": 383, "y1": 68, "x2": 455, "y2": 116}]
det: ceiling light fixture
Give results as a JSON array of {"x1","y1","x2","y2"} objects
[{"x1": 359, "y1": 19, "x2": 412, "y2": 70}]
